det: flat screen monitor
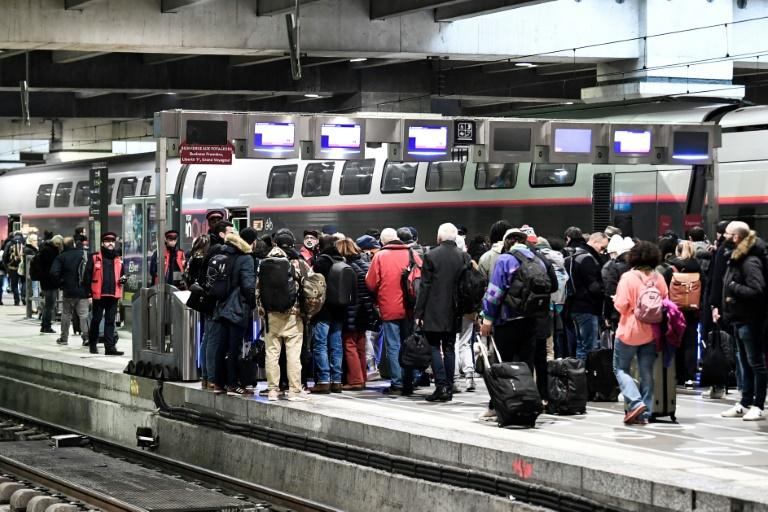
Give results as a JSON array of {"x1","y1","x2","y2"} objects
[
  {"x1": 673, "y1": 131, "x2": 709, "y2": 160},
  {"x1": 613, "y1": 129, "x2": 652, "y2": 154},
  {"x1": 320, "y1": 123, "x2": 361, "y2": 150},
  {"x1": 253, "y1": 122, "x2": 295, "y2": 149},
  {"x1": 493, "y1": 127, "x2": 531, "y2": 153},
  {"x1": 408, "y1": 125, "x2": 449, "y2": 154},
  {"x1": 553, "y1": 128, "x2": 592, "y2": 154},
  {"x1": 186, "y1": 120, "x2": 228, "y2": 145}
]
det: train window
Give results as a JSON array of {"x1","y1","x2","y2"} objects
[
  {"x1": 36, "y1": 184, "x2": 53, "y2": 208},
  {"x1": 339, "y1": 159, "x2": 375, "y2": 195},
  {"x1": 116, "y1": 177, "x2": 138, "y2": 204},
  {"x1": 381, "y1": 161, "x2": 418, "y2": 194},
  {"x1": 74, "y1": 182, "x2": 90, "y2": 206},
  {"x1": 426, "y1": 162, "x2": 465, "y2": 192},
  {"x1": 302, "y1": 162, "x2": 335, "y2": 197},
  {"x1": 267, "y1": 165, "x2": 298, "y2": 198},
  {"x1": 107, "y1": 179, "x2": 115, "y2": 205},
  {"x1": 140, "y1": 176, "x2": 152, "y2": 196},
  {"x1": 475, "y1": 163, "x2": 518, "y2": 190},
  {"x1": 530, "y1": 163, "x2": 577, "y2": 187},
  {"x1": 193, "y1": 172, "x2": 206, "y2": 200},
  {"x1": 54, "y1": 182, "x2": 73, "y2": 207}
]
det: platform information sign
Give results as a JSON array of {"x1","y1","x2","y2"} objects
[
  {"x1": 179, "y1": 144, "x2": 233, "y2": 165},
  {"x1": 320, "y1": 123, "x2": 361, "y2": 149}
]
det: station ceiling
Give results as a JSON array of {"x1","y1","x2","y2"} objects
[{"x1": 0, "y1": 0, "x2": 763, "y2": 121}]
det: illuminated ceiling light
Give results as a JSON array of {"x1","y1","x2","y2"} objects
[
  {"x1": 166, "y1": 92, "x2": 176, "y2": 95},
  {"x1": 515, "y1": 62, "x2": 537, "y2": 68},
  {"x1": 349, "y1": 58, "x2": 368, "y2": 63},
  {"x1": 304, "y1": 93, "x2": 321, "y2": 98},
  {"x1": 563, "y1": 101, "x2": 574, "y2": 105}
]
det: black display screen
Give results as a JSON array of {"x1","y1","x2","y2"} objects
[
  {"x1": 185, "y1": 120, "x2": 228, "y2": 145},
  {"x1": 493, "y1": 127, "x2": 532, "y2": 152},
  {"x1": 673, "y1": 131, "x2": 709, "y2": 159}
]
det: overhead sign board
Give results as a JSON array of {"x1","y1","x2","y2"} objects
[
  {"x1": 608, "y1": 124, "x2": 663, "y2": 164},
  {"x1": 662, "y1": 124, "x2": 720, "y2": 165},
  {"x1": 178, "y1": 114, "x2": 235, "y2": 165},
  {"x1": 544, "y1": 122, "x2": 606, "y2": 164},
  {"x1": 308, "y1": 117, "x2": 366, "y2": 159},
  {"x1": 398, "y1": 119, "x2": 454, "y2": 162},
  {"x1": 179, "y1": 143, "x2": 233, "y2": 165},
  {"x1": 246, "y1": 114, "x2": 301, "y2": 159},
  {"x1": 481, "y1": 120, "x2": 546, "y2": 163},
  {"x1": 454, "y1": 119, "x2": 476, "y2": 145}
]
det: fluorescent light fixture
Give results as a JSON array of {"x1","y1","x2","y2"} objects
[
  {"x1": 166, "y1": 92, "x2": 176, "y2": 95},
  {"x1": 349, "y1": 58, "x2": 368, "y2": 63},
  {"x1": 515, "y1": 62, "x2": 537, "y2": 68},
  {"x1": 304, "y1": 93, "x2": 321, "y2": 98},
  {"x1": 673, "y1": 154, "x2": 709, "y2": 161},
  {"x1": 563, "y1": 101, "x2": 574, "y2": 105}
]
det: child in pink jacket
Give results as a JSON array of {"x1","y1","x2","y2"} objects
[{"x1": 612, "y1": 241, "x2": 668, "y2": 425}]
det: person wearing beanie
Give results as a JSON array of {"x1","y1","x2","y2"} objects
[
  {"x1": 83, "y1": 232, "x2": 125, "y2": 355},
  {"x1": 355, "y1": 234, "x2": 380, "y2": 262},
  {"x1": 150, "y1": 230, "x2": 186, "y2": 288},
  {"x1": 602, "y1": 236, "x2": 634, "y2": 330},
  {"x1": 478, "y1": 219, "x2": 512, "y2": 279},
  {"x1": 321, "y1": 224, "x2": 338, "y2": 236}
]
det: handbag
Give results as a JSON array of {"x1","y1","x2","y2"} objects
[{"x1": 399, "y1": 331, "x2": 432, "y2": 370}]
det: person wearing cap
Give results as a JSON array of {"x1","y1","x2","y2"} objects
[
  {"x1": 83, "y1": 232, "x2": 125, "y2": 356},
  {"x1": 150, "y1": 230, "x2": 186, "y2": 288},
  {"x1": 301, "y1": 230, "x2": 320, "y2": 267},
  {"x1": 355, "y1": 235, "x2": 380, "y2": 263},
  {"x1": 602, "y1": 235, "x2": 635, "y2": 331},
  {"x1": 397, "y1": 227, "x2": 424, "y2": 258},
  {"x1": 205, "y1": 210, "x2": 226, "y2": 246}
]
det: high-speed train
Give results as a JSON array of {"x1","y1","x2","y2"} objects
[{"x1": 1, "y1": 104, "x2": 767, "y2": 249}]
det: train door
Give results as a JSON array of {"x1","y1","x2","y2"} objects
[
  {"x1": 612, "y1": 171, "x2": 659, "y2": 240},
  {"x1": 227, "y1": 207, "x2": 249, "y2": 233}
]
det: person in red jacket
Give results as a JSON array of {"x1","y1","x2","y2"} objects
[
  {"x1": 83, "y1": 232, "x2": 125, "y2": 356},
  {"x1": 365, "y1": 228, "x2": 422, "y2": 395},
  {"x1": 150, "y1": 230, "x2": 186, "y2": 287}
]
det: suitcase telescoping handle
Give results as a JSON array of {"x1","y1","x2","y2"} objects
[{"x1": 477, "y1": 335, "x2": 502, "y2": 368}]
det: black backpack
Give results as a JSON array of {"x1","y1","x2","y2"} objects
[
  {"x1": 322, "y1": 257, "x2": 357, "y2": 307},
  {"x1": 505, "y1": 251, "x2": 552, "y2": 315},
  {"x1": 28, "y1": 252, "x2": 43, "y2": 281},
  {"x1": 258, "y1": 257, "x2": 298, "y2": 313},
  {"x1": 203, "y1": 252, "x2": 236, "y2": 301},
  {"x1": 455, "y1": 256, "x2": 487, "y2": 315}
]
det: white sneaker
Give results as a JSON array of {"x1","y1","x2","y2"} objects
[
  {"x1": 743, "y1": 406, "x2": 765, "y2": 421},
  {"x1": 267, "y1": 390, "x2": 279, "y2": 401},
  {"x1": 702, "y1": 387, "x2": 724, "y2": 399},
  {"x1": 478, "y1": 408, "x2": 497, "y2": 422},
  {"x1": 287, "y1": 391, "x2": 310, "y2": 402},
  {"x1": 721, "y1": 403, "x2": 749, "y2": 418}
]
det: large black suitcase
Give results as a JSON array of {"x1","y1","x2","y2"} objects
[
  {"x1": 653, "y1": 354, "x2": 676, "y2": 422},
  {"x1": 478, "y1": 338, "x2": 542, "y2": 428},
  {"x1": 547, "y1": 358, "x2": 588, "y2": 415},
  {"x1": 586, "y1": 331, "x2": 620, "y2": 402}
]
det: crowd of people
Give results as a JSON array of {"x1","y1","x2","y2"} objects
[{"x1": 2, "y1": 212, "x2": 766, "y2": 425}]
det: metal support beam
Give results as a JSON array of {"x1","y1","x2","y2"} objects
[
  {"x1": 52, "y1": 51, "x2": 109, "y2": 64},
  {"x1": 64, "y1": 0, "x2": 102, "y2": 9},
  {"x1": 161, "y1": 0, "x2": 215, "y2": 13},
  {"x1": 228, "y1": 55, "x2": 290, "y2": 68},
  {"x1": 435, "y1": 0, "x2": 554, "y2": 21},
  {"x1": 143, "y1": 54, "x2": 198, "y2": 66},
  {"x1": 302, "y1": 57, "x2": 350, "y2": 68},
  {"x1": 370, "y1": 1, "x2": 468, "y2": 20},
  {"x1": 257, "y1": 0, "x2": 320, "y2": 16},
  {"x1": 351, "y1": 58, "x2": 413, "y2": 69},
  {"x1": 0, "y1": 50, "x2": 26, "y2": 61}
]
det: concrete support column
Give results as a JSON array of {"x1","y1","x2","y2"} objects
[{"x1": 582, "y1": 0, "x2": 743, "y2": 102}]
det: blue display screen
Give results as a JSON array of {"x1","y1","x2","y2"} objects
[
  {"x1": 553, "y1": 128, "x2": 592, "y2": 154},
  {"x1": 673, "y1": 131, "x2": 709, "y2": 160}
]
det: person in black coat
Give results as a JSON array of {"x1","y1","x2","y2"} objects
[
  {"x1": 338, "y1": 238, "x2": 377, "y2": 390},
  {"x1": 50, "y1": 237, "x2": 89, "y2": 346},
  {"x1": 567, "y1": 232, "x2": 609, "y2": 361},
  {"x1": 414, "y1": 223, "x2": 468, "y2": 402},
  {"x1": 37, "y1": 235, "x2": 64, "y2": 334},
  {"x1": 718, "y1": 221, "x2": 768, "y2": 420},
  {"x1": 310, "y1": 235, "x2": 348, "y2": 394}
]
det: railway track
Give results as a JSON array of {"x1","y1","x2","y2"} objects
[{"x1": 0, "y1": 408, "x2": 335, "y2": 512}]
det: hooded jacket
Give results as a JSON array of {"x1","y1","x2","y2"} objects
[
  {"x1": 722, "y1": 231, "x2": 767, "y2": 324},
  {"x1": 478, "y1": 241, "x2": 504, "y2": 280},
  {"x1": 36, "y1": 240, "x2": 62, "y2": 290},
  {"x1": 50, "y1": 245, "x2": 88, "y2": 299},
  {"x1": 482, "y1": 244, "x2": 548, "y2": 325},
  {"x1": 214, "y1": 233, "x2": 256, "y2": 327},
  {"x1": 567, "y1": 242, "x2": 605, "y2": 315},
  {"x1": 365, "y1": 240, "x2": 422, "y2": 321}
]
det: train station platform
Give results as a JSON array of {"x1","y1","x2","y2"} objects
[{"x1": 0, "y1": 304, "x2": 766, "y2": 512}]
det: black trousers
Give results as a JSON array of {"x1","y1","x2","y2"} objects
[
  {"x1": 425, "y1": 331, "x2": 455, "y2": 388},
  {"x1": 90, "y1": 297, "x2": 118, "y2": 349},
  {"x1": 676, "y1": 310, "x2": 700, "y2": 384},
  {"x1": 493, "y1": 317, "x2": 536, "y2": 374},
  {"x1": 218, "y1": 320, "x2": 246, "y2": 388}
]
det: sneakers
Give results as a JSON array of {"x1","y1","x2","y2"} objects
[
  {"x1": 684, "y1": 380, "x2": 695, "y2": 389},
  {"x1": 623, "y1": 403, "x2": 647, "y2": 424},
  {"x1": 287, "y1": 390, "x2": 310, "y2": 402},
  {"x1": 40, "y1": 327, "x2": 56, "y2": 334},
  {"x1": 721, "y1": 403, "x2": 749, "y2": 418},
  {"x1": 56, "y1": 338, "x2": 68, "y2": 345},
  {"x1": 702, "y1": 387, "x2": 724, "y2": 399},
  {"x1": 226, "y1": 386, "x2": 254, "y2": 396},
  {"x1": 742, "y1": 406, "x2": 765, "y2": 421},
  {"x1": 465, "y1": 376, "x2": 476, "y2": 392},
  {"x1": 478, "y1": 408, "x2": 497, "y2": 422},
  {"x1": 267, "y1": 390, "x2": 279, "y2": 401}
]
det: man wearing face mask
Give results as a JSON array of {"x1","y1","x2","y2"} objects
[
  {"x1": 83, "y1": 232, "x2": 126, "y2": 356},
  {"x1": 300, "y1": 230, "x2": 320, "y2": 267}
]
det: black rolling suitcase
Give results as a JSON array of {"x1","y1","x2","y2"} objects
[
  {"x1": 652, "y1": 353, "x2": 677, "y2": 422},
  {"x1": 477, "y1": 338, "x2": 542, "y2": 428},
  {"x1": 547, "y1": 358, "x2": 588, "y2": 415},
  {"x1": 237, "y1": 341, "x2": 259, "y2": 388},
  {"x1": 586, "y1": 330, "x2": 620, "y2": 402}
]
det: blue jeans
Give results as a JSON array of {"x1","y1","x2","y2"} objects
[
  {"x1": 313, "y1": 320, "x2": 343, "y2": 384},
  {"x1": 613, "y1": 338, "x2": 655, "y2": 419},
  {"x1": 734, "y1": 322, "x2": 767, "y2": 410},
  {"x1": 203, "y1": 316, "x2": 222, "y2": 384},
  {"x1": 381, "y1": 320, "x2": 405, "y2": 387},
  {"x1": 572, "y1": 312, "x2": 599, "y2": 361}
]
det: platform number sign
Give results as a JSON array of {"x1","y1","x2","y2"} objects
[{"x1": 455, "y1": 120, "x2": 476, "y2": 145}]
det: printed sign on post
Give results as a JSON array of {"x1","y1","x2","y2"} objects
[{"x1": 179, "y1": 144, "x2": 233, "y2": 165}]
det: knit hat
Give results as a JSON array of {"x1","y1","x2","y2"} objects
[
  {"x1": 355, "y1": 235, "x2": 380, "y2": 250},
  {"x1": 240, "y1": 227, "x2": 258, "y2": 246},
  {"x1": 273, "y1": 229, "x2": 295, "y2": 250}
]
